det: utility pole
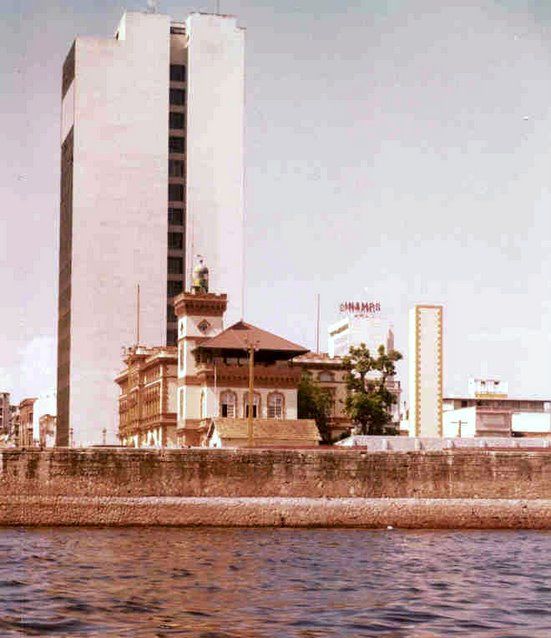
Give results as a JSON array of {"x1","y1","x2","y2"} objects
[
  {"x1": 136, "y1": 283, "x2": 141, "y2": 346},
  {"x1": 247, "y1": 343, "x2": 255, "y2": 447},
  {"x1": 315, "y1": 293, "x2": 320, "y2": 354},
  {"x1": 451, "y1": 419, "x2": 466, "y2": 438}
]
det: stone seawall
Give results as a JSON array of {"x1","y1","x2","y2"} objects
[{"x1": 1, "y1": 448, "x2": 550, "y2": 527}]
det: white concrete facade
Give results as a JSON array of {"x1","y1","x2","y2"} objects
[
  {"x1": 328, "y1": 315, "x2": 393, "y2": 358},
  {"x1": 60, "y1": 12, "x2": 170, "y2": 446},
  {"x1": 57, "y1": 11, "x2": 245, "y2": 446},
  {"x1": 408, "y1": 305, "x2": 443, "y2": 437},
  {"x1": 185, "y1": 14, "x2": 245, "y2": 324}
]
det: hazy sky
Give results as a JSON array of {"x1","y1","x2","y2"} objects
[{"x1": 2, "y1": 0, "x2": 551, "y2": 403}]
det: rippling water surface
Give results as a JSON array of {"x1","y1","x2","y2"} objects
[{"x1": 1, "y1": 527, "x2": 550, "y2": 636}]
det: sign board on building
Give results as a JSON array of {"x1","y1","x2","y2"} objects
[{"x1": 339, "y1": 301, "x2": 381, "y2": 318}]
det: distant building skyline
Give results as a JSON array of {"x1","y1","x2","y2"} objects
[{"x1": 2, "y1": 1, "x2": 551, "y2": 407}]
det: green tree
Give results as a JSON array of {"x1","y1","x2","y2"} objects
[
  {"x1": 297, "y1": 371, "x2": 333, "y2": 444},
  {"x1": 342, "y1": 343, "x2": 402, "y2": 435}
]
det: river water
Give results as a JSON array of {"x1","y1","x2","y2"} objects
[{"x1": 1, "y1": 528, "x2": 550, "y2": 637}]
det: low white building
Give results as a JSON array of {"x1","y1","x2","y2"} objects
[
  {"x1": 512, "y1": 412, "x2": 551, "y2": 437},
  {"x1": 443, "y1": 406, "x2": 551, "y2": 438}
]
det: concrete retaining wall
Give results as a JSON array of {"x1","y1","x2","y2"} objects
[
  {"x1": 2, "y1": 496, "x2": 550, "y2": 529},
  {"x1": 1, "y1": 448, "x2": 550, "y2": 527}
]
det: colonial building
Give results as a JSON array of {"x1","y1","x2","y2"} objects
[
  {"x1": 115, "y1": 346, "x2": 178, "y2": 447},
  {"x1": 173, "y1": 265, "x2": 317, "y2": 447},
  {"x1": 18, "y1": 398, "x2": 37, "y2": 447},
  {"x1": 175, "y1": 295, "x2": 310, "y2": 445},
  {"x1": 292, "y1": 352, "x2": 402, "y2": 441}
]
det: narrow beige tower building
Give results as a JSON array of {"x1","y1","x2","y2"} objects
[
  {"x1": 408, "y1": 305, "x2": 443, "y2": 437},
  {"x1": 57, "y1": 11, "x2": 245, "y2": 446}
]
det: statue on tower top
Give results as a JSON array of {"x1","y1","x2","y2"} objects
[{"x1": 191, "y1": 255, "x2": 209, "y2": 294}]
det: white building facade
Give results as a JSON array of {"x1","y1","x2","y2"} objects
[
  {"x1": 328, "y1": 311, "x2": 394, "y2": 358},
  {"x1": 57, "y1": 11, "x2": 245, "y2": 446},
  {"x1": 408, "y1": 305, "x2": 443, "y2": 437}
]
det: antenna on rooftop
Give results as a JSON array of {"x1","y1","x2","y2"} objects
[
  {"x1": 136, "y1": 284, "x2": 141, "y2": 346},
  {"x1": 146, "y1": 0, "x2": 159, "y2": 13},
  {"x1": 315, "y1": 293, "x2": 321, "y2": 354}
]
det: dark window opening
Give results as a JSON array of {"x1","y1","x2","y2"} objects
[
  {"x1": 167, "y1": 304, "x2": 177, "y2": 322},
  {"x1": 168, "y1": 184, "x2": 184, "y2": 201},
  {"x1": 168, "y1": 257, "x2": 183, "y2": 274},
  {"x1": 167, "y1": 329, "x2": 178, "y2": 346},
  {"x1": 170, "y1": 88, "x2": 185, "y2": 105},
  {"x1": 168, "y1": 208, "x2": 184, "y2": 226},
  {"x1": 245, "y1": 405, "x2": 258, "y2": 418},
  {"x1": 170, "y1": 64, "x2": 186, "y2": 82},
  {"x1": 167, "y1": 280, "x2": 183, "y2": 297},
  {"x1": 168, "y1": 232, "x2": 183, "y2": 250},
  {"x1": 169, "y1": 136, "x2": 185, "y2": 153},
  {"x1": 169, "y1": 159, "x2": 185, "y2": 177},
  {"x1": 169, "y1": 112, "x2": 185, "y2": 129}
]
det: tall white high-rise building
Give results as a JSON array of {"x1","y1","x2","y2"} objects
[
  {"x1": 408, "y1": 305, "x2": 444, "y2": 437},
  {"x1": 57, "y1": 11, "x2": 245, "y2": 446}
]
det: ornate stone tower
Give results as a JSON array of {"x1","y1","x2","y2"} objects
[{"x1": 173, "y1": 281, "x2": 227, "y2": 445}]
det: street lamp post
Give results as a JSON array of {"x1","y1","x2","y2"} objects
[{"x1": 247, "y1": 343, "x2": 255, "y2": 447}]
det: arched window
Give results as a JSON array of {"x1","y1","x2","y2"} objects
[
  {"x1": 220, "y1": 390, "x2": 237, "y2": 418},
  {"x1": 267, "y1": 392, "x2": 285, "y2": 419},
  {"x1": 243, "y1": 392, "x2": 261, "y2": 418},
  {"x1": 318, "y1": 371, "x2": 334, "y2": 383}
]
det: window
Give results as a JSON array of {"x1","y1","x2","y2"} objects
[
  {"x1": 243, "y1": 392, "x2": 261, "y2": 418},
  {"x1": 168, "y1": 257, "x2": 183, "y2": 274},
  {"x1": 169, "y1": 137, "x2": 185, "y2": 153},
  {"x1": 168, "y1": 184, "x2": 184, "y2": 201},
  {"x1": 168, "y1": 208, "x2": 184, "y2": 226},
  {"x1": 167, "y1": 304, "x2": 176, "y2": 322},
  {"x1": 220, "y1": 390, "x2": 237, "y2": 418},
  {"x1": 170, "y1": 88, "x2": 185, "y2": 105},
  {"x1": 178, "y1": 387, "x2": 185, "y2": 418},
  {"x1": 169, "y1": 112, "x2": 185, "y2": 130},
  {"x1": 267, "y1": 392, "x2": 284, "y2": 419},
  {"x1": 318, "y1": 371, "x2": 334, "y2": 383},
  {"x1": 170, "y1": 64, "x2": 186, "y2": 82},
  {"x1": 169, "y1": 159, "x2": 185, "y2": 177},
  {"x1": 167, "y1": 280, "x2": 183, "y2": 297},
  {"x1": 178, "y1": 342, "x2": 184, "y2": 371},
  {"x1": 167, "y1": 328, "x2": 177, "y2": 346},
  {"x1": 168, "y1": 232, "x2": 183, "y2": 250}
]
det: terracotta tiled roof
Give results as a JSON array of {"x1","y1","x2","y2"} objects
[
  {"x1": 196, "y1": 321, "x2": 309, "y2": 356},
  {"x1": 207, "y1": 418, "x2": 320, "y2": 442}
]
